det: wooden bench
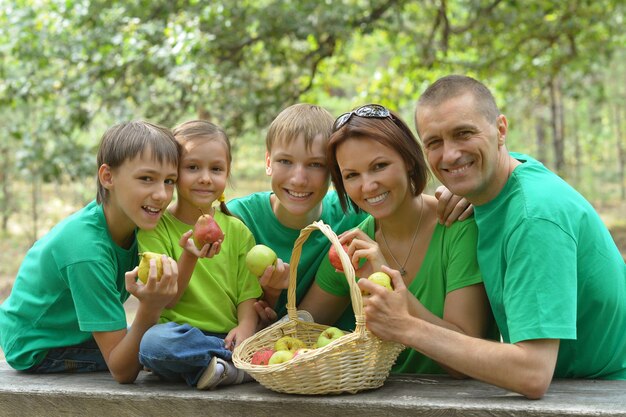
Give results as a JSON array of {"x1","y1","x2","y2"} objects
[{"x1": 1, "y1": 361, "x2": 625, "y2": 416}]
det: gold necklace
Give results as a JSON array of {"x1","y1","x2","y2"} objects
[{"x1": 379, "y1": 195, "x2": 424, "y2": 277}]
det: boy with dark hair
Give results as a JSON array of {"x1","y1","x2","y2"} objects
[{"x1": 0, "y1": 120, "x2": 180, "y2": 383}]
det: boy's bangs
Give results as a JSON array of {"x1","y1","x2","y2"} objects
[{"x1": 102, "y1": 121, "x2": 179, "y2": 169}]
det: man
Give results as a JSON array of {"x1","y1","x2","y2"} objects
[{"x1": 358, "y1": 75, "x2": 626, "y2": 399}]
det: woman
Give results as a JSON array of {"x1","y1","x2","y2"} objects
[{"x1": 298, "y1": 104, "x2": 496, "y2": 376}]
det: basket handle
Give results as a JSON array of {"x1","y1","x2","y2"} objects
[{"x1": 286, "y1": 220, "x2": 366, "y2": 334}]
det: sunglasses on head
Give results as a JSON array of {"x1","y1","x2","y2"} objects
[{"x1": 332, "y1": 104, "x2": 391, "y2": 132}]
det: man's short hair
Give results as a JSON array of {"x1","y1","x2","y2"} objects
[{"x1": 416, "y1": 75, "x2": 500, "y2": 130}]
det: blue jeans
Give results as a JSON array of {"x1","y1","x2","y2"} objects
[
  {"x1": 25, "y1": 338, "x2": 108, "y2": 374},
  {"x1": 138, "y1": 322, "x2": 232, "y2": 386}
]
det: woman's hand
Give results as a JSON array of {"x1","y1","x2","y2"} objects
[{"x1": 339, "y1": 228, "x2": 386, "y2": 278}]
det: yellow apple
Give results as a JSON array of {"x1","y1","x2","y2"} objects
[
  {"x1": 361, "y1": 271, "x2": 393, "y2": 295},
  {"x1": 274, "y1": 336, "x2": 306, "y2": 353},
  {"x1": 368, "y1": 271, "x2": 393, "y2": 290},
  {"x1": 268, "y1": 350, "x2": 294, "y2": 365}
]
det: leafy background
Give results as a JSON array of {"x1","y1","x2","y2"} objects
[{"x1": 0, "y1": 2, "x2": 625, "y2": 353}]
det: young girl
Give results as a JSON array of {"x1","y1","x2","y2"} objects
[
  {"x1": 299, "y1": 104, "x2": 496, "y2": 376},
  {"x1": 137, "y1": 120, "x2": 262, "y2": 390}
]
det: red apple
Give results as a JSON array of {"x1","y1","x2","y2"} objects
[
  {"x1": 328, "y1": 243, "x2": 349, "y2": 272},
  {"x1": 251, "y1": 348, "x2": 275, "y2": 366}
]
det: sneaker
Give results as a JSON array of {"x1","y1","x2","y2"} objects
[
  {"x1": 196, "y1": 357, "x2": 226, "y2": 390},
  {"x1": 197, "y1": 358, "x2": 252, "y2": 390}
]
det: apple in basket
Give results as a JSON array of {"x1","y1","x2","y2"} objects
[
  {"x1": 268, "y1": 350, "x2": 294, "y2": 365},
  {"x1": 293, "y1": 348, "x2": 314, "y2": 358},
  {"x1": 315, "y1": 327, "x2": 345, "y2": 348},
  {"x1": 251, "y1": 348, "x2": 275, "y2": 366},
  {"x1": 274, "y1": 336, "x2": 306, "y2": 353}
]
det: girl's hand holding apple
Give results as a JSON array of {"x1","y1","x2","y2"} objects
[{"x1": 178, "y1": 229, "x2": 221, "y2": 258}]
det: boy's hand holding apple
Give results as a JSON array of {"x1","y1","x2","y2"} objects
[
  {"x1": 257, "y1": 258, "x2": 289, "y2": 293},
  {"x1": 126, "y1": 255, "x2": 179, "y2": 319}
]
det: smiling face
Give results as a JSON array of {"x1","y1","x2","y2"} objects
[
  {"x1": 335, "y1": 137, "x2": 412, "y2": 220},
  {"x1": 265, "y1": 133, "x2": 330, "y2": 228},
  {"x1": 416, "y1": 93, "x2": 509, "y2": 205},
  {"x1": 100, "y1": 149, "x2": 178, "y2": 247},
  {"x1": 176, "y1": 138, "x2": 229, "y2": 218}
]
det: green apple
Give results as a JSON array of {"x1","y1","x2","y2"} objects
[
  {"x1": 137, "y1": 252, "x2": 164, "y2": 284},
  {"x1": 274, "y1": 336, "x2": 306, "y2": 353},
  {"x1": 315, "y1": 327, "x2": 345, "y2": 348},
  {"x1": 245, "y1": 244, "x2": 278, "y2": 276},
  {"x1": 268, "y1": 350, "x2": 294, "y2": 365}
]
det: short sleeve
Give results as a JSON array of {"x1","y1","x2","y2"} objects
[
  {"x1": 443, "y1": 219, "x2": 483, "y2": 293},
  {"x1": 504, "y1": 218, "x2": 577, "y2": 343}
]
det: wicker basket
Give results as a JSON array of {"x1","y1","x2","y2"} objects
[{"x1": 232, "y1": 220, "x2": 405, "y2": 395}]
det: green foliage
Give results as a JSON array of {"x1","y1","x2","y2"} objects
[{"x1": 0, "y1": 0, "x2": 624, "y2": 235}]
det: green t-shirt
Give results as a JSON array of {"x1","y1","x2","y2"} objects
[
  {"x1": 138, "y1": 209, "x2": 262, "y2": 334},
  {"x1": 316, "y1": 215, "x2": 485, "y2": 374},
  {"x1": 227, "y1": 191, "x2": 368, "y2": 320},
  {"x1": 0, "y1": 200, "x2": 134, "y2": 370},
  {"x1": 475, "y1": 153, "x2": 626, "y2": 379}
]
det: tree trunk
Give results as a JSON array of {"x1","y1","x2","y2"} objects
[
  {"x1": 535, "y1": 111, "x2": 547, "y2": 163},
  {"x1": 614, "y1": 104, "x2": 625, "y2": 201},
  {"x1": 31, "y1": 173, "x2": 41, "y2": 243},
  {"x1": 0, "y1": 146, "x2": 10, "y2": 232},
  {"x1": 549, "y1": 76, "x2": 565, "y2": 177},
  {"x1": 571, "y1": 100, "x2": 581, "y2": 188}
]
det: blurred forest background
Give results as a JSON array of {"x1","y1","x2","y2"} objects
[{"x1": 0, "y1": 0, "x2": 625, "y2": 300}]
